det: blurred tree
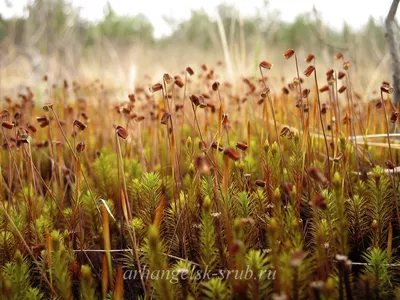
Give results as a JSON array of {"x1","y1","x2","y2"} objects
[
  {"x1": 165, "y1": 9, "x2": 217, "y2": 49},
  {"x1": 0, "y1": 15, "x2": 8, "y2": 41},
  {"x1": 0, "y1": 0, "x2": 392, "y2": 84},
  {"x1": 364, "y1": 17, "x2": 386, "y2": 56},
  {"x1": 96, "y1": 2, "x2": 154, "y2": 45},
  {"x1": 25, "y1": 0, "x2": 83, "y2": 54}
]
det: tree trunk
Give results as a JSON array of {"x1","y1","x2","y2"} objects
[{"x1": 386, "y1": 0, "x2": 400, "y2": 105}]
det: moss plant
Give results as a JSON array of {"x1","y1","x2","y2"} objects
[
  {"x1": 49, "y1": 230, "x2": 73, "y2": 299},
  {"x1": 199, "y1": 196, "x2": 218, "y2": 271},
  {"x1": 1, "y1": 53, "x2": 400, "y2": 298},
  {"x1": 80, "y1": 265, "x2": 97, "y2": 300}
]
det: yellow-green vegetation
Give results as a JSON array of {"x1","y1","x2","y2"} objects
[{"x1": 1, "y1": 49, "x2": 400, "y2": 299}]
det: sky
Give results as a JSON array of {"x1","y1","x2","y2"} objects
[{"x1": 0, "y1": 0, "x2": 397, "y2": 38}]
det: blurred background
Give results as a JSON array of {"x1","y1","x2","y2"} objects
[{"x1": 0, "y1": 0, "x2": 397, "y2": 96}]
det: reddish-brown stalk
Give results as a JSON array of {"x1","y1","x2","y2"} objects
[
  {"x1": 259, "y1": 63, "x2": 286, "y2": 182},
  {"x1": 115, "y1": 128, "x2": 148, "y2": 297},
  {"x1": 48, "y1": 106, "x2": 99, "y2": 222},
  {"x1": 380, "y1": 88, "x2": 400, "y2": 229},
  {"x1": 1, "y1": 126, "x2": 29, "y2": 214},
  {"x1": 325, "y1": 84, "x2": 337, "y2": 176},
  {"x1": 180, "y1": 69, "x2": 190, "y2": 148},
  {"x1": 161, "y1": 78, "x2": 184, "y2": 220},
  {"x1": 288, "y1": 50, "x2": 309, "y2": 213},
  {"x1": 216, "y1": 84, "x2": 225, "y2": 151},
  {"x1": 48, "y1": 106, "x2": 78, "y2": 161},
  {"x1": 2, "y1": 120, "x2": 14, "y2": 210},
  {"x1": 187, "y1": 95, "x2": 221, "y2": 176},
  {"x1": 346, "y1": 66, "x2": 373, "y2": 176},
  {"x1": 115, "y1": 128, "x2": 131, "y2": 218},
  {"x1": 23, "y1": 140, "x2": 38, "y2": 218},
  {"x1": 292, "y1": 52, "x2": 305, "y2": 132},
  {"x1": 334, "y1": 71, "x2": 341, "y2": 145},
  {"x1": 312, "y1": 68, "x2": 331, "y2": 183}
]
